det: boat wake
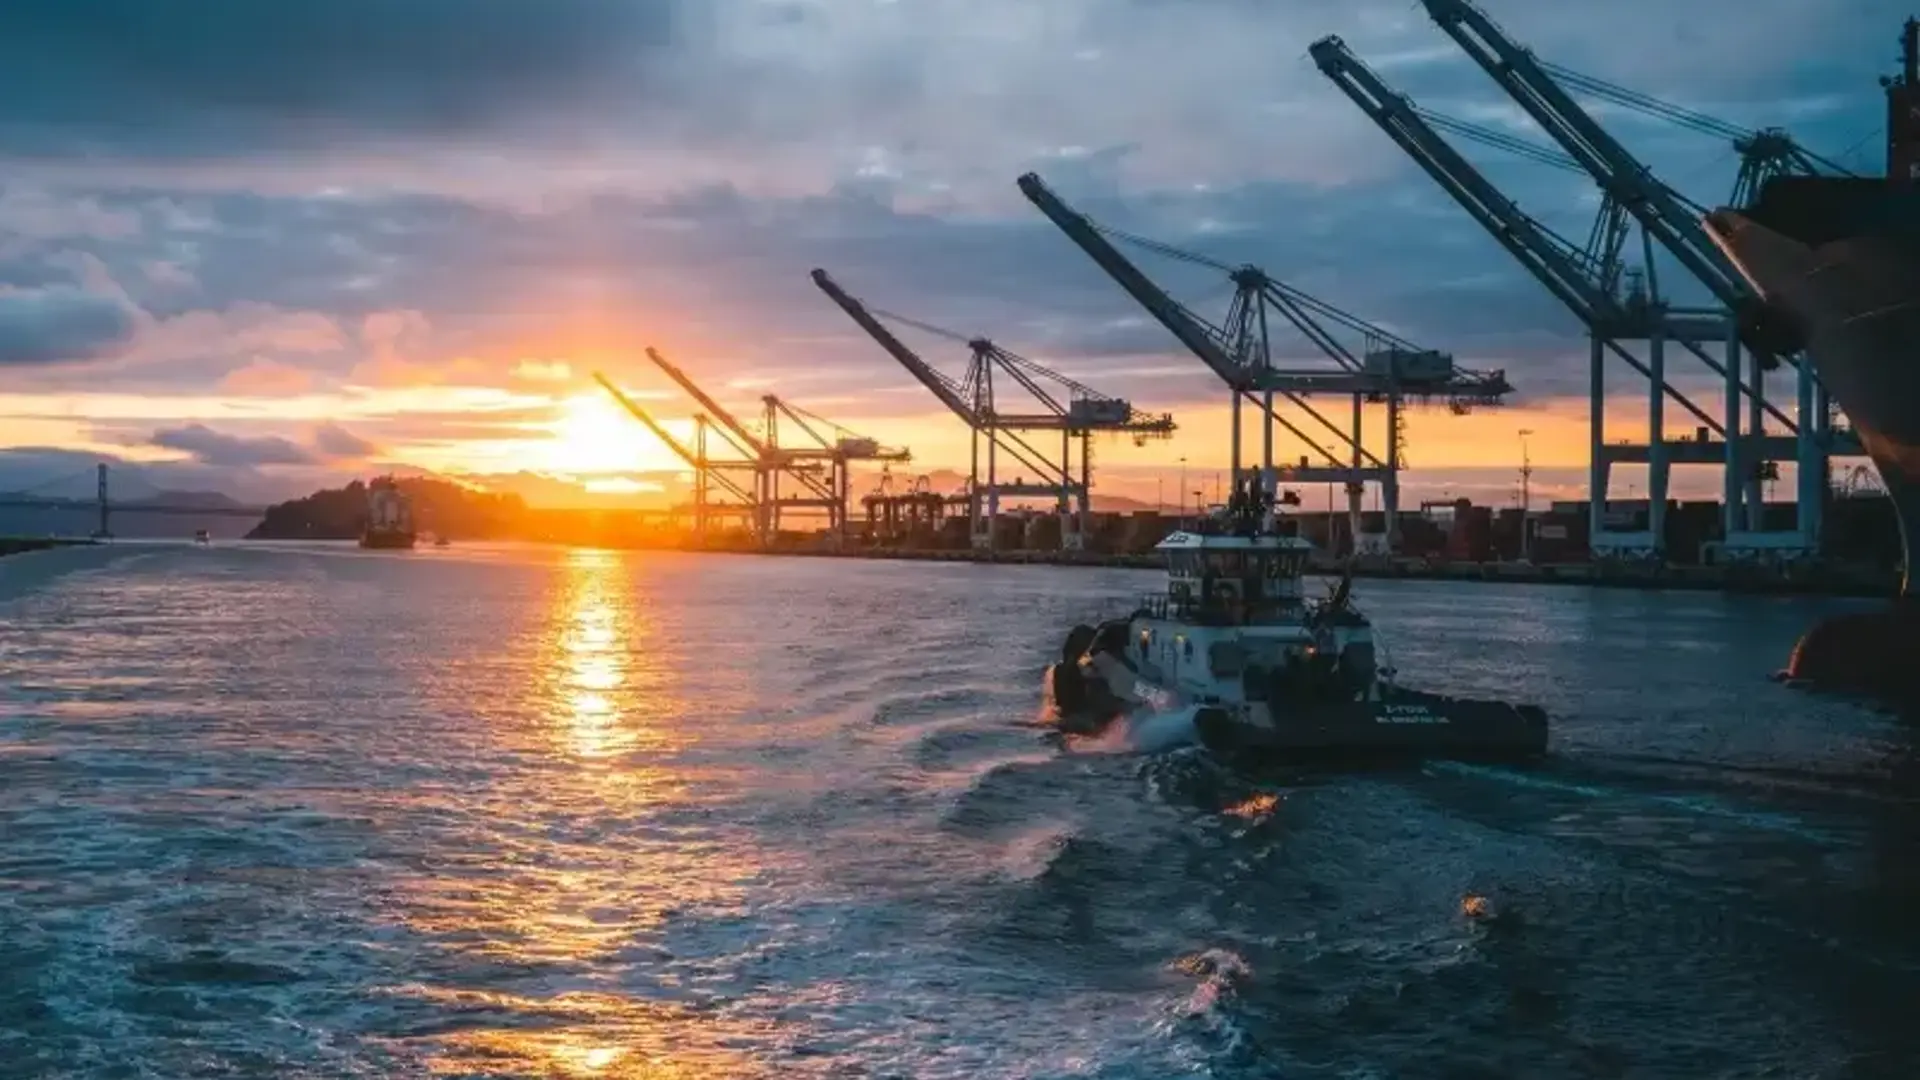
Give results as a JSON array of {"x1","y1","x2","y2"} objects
[
  {"x1": 1039, "y1": 667, "x2": 1202, "y2": 757},
  {"x1": 1091, "y1": 704, "x2": 1204, "y2": 755}
]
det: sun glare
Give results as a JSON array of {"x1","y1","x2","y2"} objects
[
  {"x1": 544, "y1": 393, "x2": 675, "y2": 475},
  {"x1": 583, "y1": 476, "x2": 663, "y2": 495}
]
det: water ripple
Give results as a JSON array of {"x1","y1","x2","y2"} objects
[{"x1": 0, "y1": 542, "x2": 1916, "y2": 1077}]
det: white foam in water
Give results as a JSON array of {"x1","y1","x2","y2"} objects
[{"x1": 1117, "y1": 704, "x2": 1202, "y2": 754}]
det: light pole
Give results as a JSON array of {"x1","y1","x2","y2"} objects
[
  {"x1": 1518, "y1": 428, "x2": 1534, "y2": 562},
  {"x1": 1178, "y1": 457, "x2": 1188, "y2": 517}
]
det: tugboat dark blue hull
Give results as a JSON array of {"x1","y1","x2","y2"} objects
[
  {"x1": 1193, "y1": 689, "x2": 1549, "y2": 766},
  {"x1": 1045, "y1": 615, "x2": 1550, "y2": 763}
]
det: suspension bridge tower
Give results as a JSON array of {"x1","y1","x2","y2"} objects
[{"x1": 93, "y1": 463, "x2": 112, "y2": 540}]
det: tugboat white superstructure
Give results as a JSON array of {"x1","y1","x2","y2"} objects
[{"x1": 1047, "y1": 473, "x2": 1547, "y2": 763}]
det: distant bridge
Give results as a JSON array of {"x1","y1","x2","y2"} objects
[{"x1": 0, "y1": 463, "x2": 270, "y2": 538}]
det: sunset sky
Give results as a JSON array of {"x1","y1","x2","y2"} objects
[{"x1": 0, "y1": 0, "x2": 1899, "y2": 511}]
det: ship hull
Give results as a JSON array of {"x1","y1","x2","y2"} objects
[
  {"x1": 1192, "y1": 690, "x2": 1548, "y2": 765},
  {"x1": 359, "y1": 529, "x2": 417, "y2": 550},
  {"x1": 1705, "y1": 192, "x2": 1919, "y2": 598},
  {"x1": 1706, "y1": 179, "x2": 1919, "y2": 702}
]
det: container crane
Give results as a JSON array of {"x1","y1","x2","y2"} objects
[
  {"x1": 1416, "y1": 91, "x2": 1861, "y2": 508},
  {"x1": 862, "y1": 468, "x2": 955, "y2": 546},
  {"x1": 812, "y1": 267, "x2": 1176, "y2": 551},
  {"x1": 1015, "y1": 172, "x2": 1512, "y2": 554},
  {"x1": 639, "y1": 346, "x2": 908, "y2": 544},
  {"x1": 592, "y1": 371, "x2": 759, "y2": 539},
  {"x1": 757, "y1": 392, "x2": 911, "y2": 541},
  {"x1": 1418, "y1": 0, "x2": 1849, "y2": 556},
  {"x1": 1309, "y1": 36, "x2": 1859, "y2": 556}
]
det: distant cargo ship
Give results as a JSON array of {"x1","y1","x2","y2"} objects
[{"x1": 360, "y1": 476, "x2": 417, "y2": 550}]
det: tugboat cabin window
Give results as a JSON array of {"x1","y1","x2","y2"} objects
[
  {"x1": 1204, "y1": 551, "x2": 1244, "y2": 574},
  {"x1": 1262, "y1": 551, "x2": 1306, "y2": 579},
  {"x1": 1162, "y1": 541, "x2": 1312, "y2": 625}
]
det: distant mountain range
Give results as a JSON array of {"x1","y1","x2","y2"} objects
[
  {"x1": 0, "y1": 450, "x2": 1171, "y2": 542},
  {"x1": 125, "y1": 489, "x2": 261, "y2": 511}
]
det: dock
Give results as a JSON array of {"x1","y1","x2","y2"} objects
[{"x1": 660, "y1": 540, "x2": 1902, "y2": 599}]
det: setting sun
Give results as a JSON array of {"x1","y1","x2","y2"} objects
[{"x1": 539, "y1": 392, "x2": 684, "y2": 476}]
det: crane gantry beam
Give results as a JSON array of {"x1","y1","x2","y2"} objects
[
  {"x1": 1016, "y1": 171, "x2": 1511, "y2": 554},
  {"x1": 1418, "y1": 0, "x2": 1847, "y2": 556},
  {"x1": 812, "y1": 267, "x2": 1175, "y2": 551}
]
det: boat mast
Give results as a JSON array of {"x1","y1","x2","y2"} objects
[{"x1": 1891, "y1": 17, "x2": 1920, "y2": 183}]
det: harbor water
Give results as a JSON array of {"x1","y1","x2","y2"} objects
[{"x1": 1, "y1": 542, "x2": 1916, "y2": 1078}]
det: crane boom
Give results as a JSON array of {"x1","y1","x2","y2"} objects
[
  {"x1": 594, "y1": 371, "x2": 755, "y2": 505},
  {"x1": 1015, "y1": 172, "x2": 1251, "y2": 387},
  {"x1": 593, "y1": 372, "x2": 698, "y2": 465},
  {"x1": 1312, "y1": 36, "x2": 1611, "y2": 323},
  {"x1": 644, "y1": 347, "x2": 764, "y2": 454},
  {"x1": 1420, "y1": 0, "x2": 1757, "y2": 324},
  {"x1": 811, "y1": 269, "x2": 976, "y2": 421},
  {"x1": 1535, "y1": 60, "x2": 1853, "y2": 205},
  {"x1": 1309, "y1": 34, "x2": 1795, "y2": 434}
]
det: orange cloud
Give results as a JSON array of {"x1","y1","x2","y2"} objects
[
  {"x1": 345, "y1": 309, "x2": 498, "y2": 387},
  {"x1": 145, "y1": 303, "x2": 347, "y2": 359},
  {"x1": 511, "y1": 359, "x2": 574, "y2": 382},
  {"x1": 218, "y1": 359, "x2": 317, "y2": 396}
]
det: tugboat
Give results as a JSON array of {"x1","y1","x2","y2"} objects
[
  {"x1": 359, "y1": 476, "x2": 417, "y2": 550},
  {"x1": 1046, "y1": 472, "x2": 1549, "y2": 763}
]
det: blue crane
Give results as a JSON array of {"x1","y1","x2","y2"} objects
[
  {"x1": 1016, "y1": 172, "x2": 1513, "y2": 554},
  {"x1": 1308, "y1": 34, "x2": 1836, "y2": 554},
  {"x1": 1413, "y1": 0, "x2": 1852, "y2": 553}
]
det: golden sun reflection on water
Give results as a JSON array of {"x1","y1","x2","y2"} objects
[
  {"x1": 403, "y1": 988, "x2": 758, "y2": 1078},
  {"x1": 552, "y1": 547, "x2": 642, "y2": 761},
  {"x1": 387, "y1": 548, "x2": 776, "y2": 1078}
]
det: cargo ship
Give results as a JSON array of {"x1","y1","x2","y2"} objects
[
  {"x1": 1702, "y1": 16, "x2": 1920, "y2": 698},
  {"x1": 360, "y1": 476, "x2": 417, "y2": 550}
]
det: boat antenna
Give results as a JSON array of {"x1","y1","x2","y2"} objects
[
  {"x1": 1229, "y1": 469, "x2": 1265, "y2": 536},
  {"x1": 1248, "y1": 468, "x2": 1279, "y2": 536}
]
